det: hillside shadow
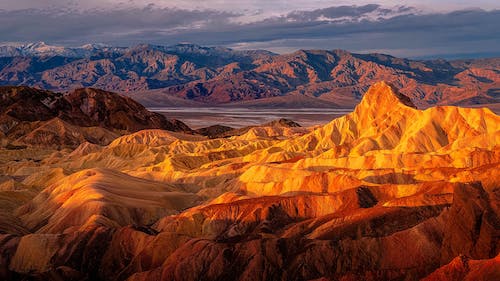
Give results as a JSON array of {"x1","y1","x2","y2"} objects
[{"x1": 362, "y1": 172, "x2": 419, "y2": 184}]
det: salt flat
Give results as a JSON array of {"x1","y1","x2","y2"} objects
[{"x1": 150, "y1": 107, "x2": 353, "y2": 128}]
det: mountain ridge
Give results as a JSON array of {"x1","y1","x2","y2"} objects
[{"x1": 0, "y1": 43, "x2": 498, "y2": 108}]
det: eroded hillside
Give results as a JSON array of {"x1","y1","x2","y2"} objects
[{"x1": 0, "y1": 82, "x2": 499, "y2": 281}]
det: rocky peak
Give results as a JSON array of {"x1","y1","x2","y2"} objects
[{"x1": 356, "y1": 81, "x2": 416, "y2": 113}]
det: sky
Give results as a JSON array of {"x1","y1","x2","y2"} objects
[{"x1": 0, "y1": 0, "x2": 499, "y2": 59}]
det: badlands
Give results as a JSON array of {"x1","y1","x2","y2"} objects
[{"x1": 0, "y1": 81, "x2": 499, "y2": 280}]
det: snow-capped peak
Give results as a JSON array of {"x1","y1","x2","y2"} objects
[{"x1": 0, "y1": 42, "x2": 111, "y2": 57}]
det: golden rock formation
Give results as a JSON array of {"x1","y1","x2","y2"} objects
[{"x1": 0, "y1": 81, "x2": 498, "y2": 281}]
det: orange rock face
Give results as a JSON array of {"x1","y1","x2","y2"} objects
[{"x1": 0, "y1": 81, "x2": 498, "y2": 281}]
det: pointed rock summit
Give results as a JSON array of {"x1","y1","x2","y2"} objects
[
  {"x1": 352, "y1": 81, "x2": 417, "y2": 122},
  {"x1": 356, "y1": 81, "x2": 416, "y2": 110}
]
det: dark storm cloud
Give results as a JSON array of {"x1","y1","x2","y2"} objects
[
  {"x1": 199, "y1": 8, "x2": 500, "y2": 58},
  {"x1": 286, "y1": 4, "x2": 382, "y2": 21},
  {"x1": 220, "y1": 9, "x2": 496, "y2": 44},
  {"x1": 0, "y1": 4, "x2": 499, "y2": 58},
  {"x1": 156, "y1": 7, "x2": 500, "y2": 58},
  {"x1": 0, "y1": 5, "x2": 238, "y2": 44}
]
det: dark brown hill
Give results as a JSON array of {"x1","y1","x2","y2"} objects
[{"x1": 0, "y1": 86, "x2": 191, "y2": 146}]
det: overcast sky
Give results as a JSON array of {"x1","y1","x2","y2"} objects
[{"x1": 0, "y1": 0, "x2": 499, "y2": 58}]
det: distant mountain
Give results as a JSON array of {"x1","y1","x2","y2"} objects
[
  {"x1": 0, "y1": 42, "x2": 122, "y2": 57},
  {"x1": 0, "y1": 43, "x2": 498, "y2": 108}
]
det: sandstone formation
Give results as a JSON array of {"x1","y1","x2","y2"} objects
[
  {"x1": 197, "y1": 119, "x2": 302, "y2": 139},
  {"x1": 0, "y1": 82, "x2": 498, "y2": 281}
]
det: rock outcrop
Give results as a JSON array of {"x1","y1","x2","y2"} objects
[{"x1": 0, "y1": 86, "x2": 191, "y2": 147}]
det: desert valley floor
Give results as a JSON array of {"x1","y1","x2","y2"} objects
[
  {"x1": 150, "y1": 107, "x2": 352, "y2": 128},
  {"x1": 0, "y1": 81, "x2": 499, "y2": 281}
]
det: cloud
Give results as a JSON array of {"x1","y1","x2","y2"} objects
[
  {"x1": 0, "y1": 5, "x2": 238, "y2": 45},
  {"x1": 0, "y1": 3, "x2": 499, "y2": 58},
  {"x1": 203, "y1": 7, "x2": 500, "y2": 58},
  {"x1": 286, "y1": 4, "x2": 383, "y2": 21}
]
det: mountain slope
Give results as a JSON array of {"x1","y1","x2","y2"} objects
[
  {"x1": 0, "y1": 43, "x2": 498, "y2": 107},
  {"x1": 0, "y1": 86, "x2": 191, "y2": 147}
]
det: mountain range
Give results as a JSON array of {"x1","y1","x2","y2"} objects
[
  {"x1": 0, "y1": 42, "x2": 123, "y2": 58},
  {"x1": 0, "y1": 42, "x2": 498, "y2": 108},
  {"x1": 0, "y1": 82, "x2": 498, "y2": 280}
]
